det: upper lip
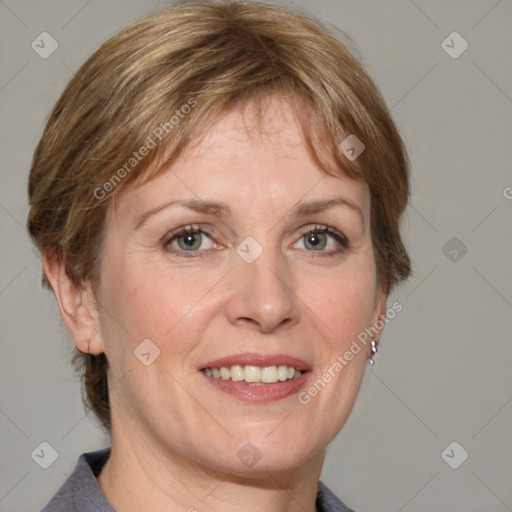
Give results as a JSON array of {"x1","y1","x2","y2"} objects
[{"x1": 200, "y1": 353, "x2": 312, "y2": 371}]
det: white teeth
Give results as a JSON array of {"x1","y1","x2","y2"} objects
[
  {"x1": 244, "y1": 365, "x2": 261, "y2": 383},
  {"x1": 278, "y1": 365, "x2": 289, "y2": 381},
  {"x1": 203, "y1": 364, "x2": 303, "y2": 383},
  {"x1": 230, "y1": 365, "x2": 244, "y2": 381},
  {"x1": 261, "y1": 366, "x2": 278, "y2": 383}
]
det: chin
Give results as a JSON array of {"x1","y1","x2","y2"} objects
[
  {"x1": 206, "y1": 449, "x2": 315, "y2": 479},
  {"x1": 222, "y1": 431, "x2": 321, "y2": 476}
]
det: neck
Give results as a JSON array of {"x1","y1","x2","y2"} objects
[{"x1": 98, "y1": 429, "x2": 324, "y2": 512}]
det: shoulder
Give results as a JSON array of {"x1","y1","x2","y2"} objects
[
  {"x1": 316, "y1": 480, "x2": 356, "y2": 512},
  {"x1": 40, "y1": 448, "x2": 113, "y2": 512}
]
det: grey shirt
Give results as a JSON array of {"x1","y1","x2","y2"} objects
[{"x1": 40, "y1": 448, "x2": 355, "y2": 512}]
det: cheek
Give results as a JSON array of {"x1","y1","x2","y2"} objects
[
  {"x1": 98, "y1": 256, "x2": 218, "y2": 352},
  {"x1": 306, "y1": 261, "x2": 378, "y2": 346}
]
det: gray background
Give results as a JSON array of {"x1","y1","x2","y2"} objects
[{"x1": 1, "y1": 0, "x2": 511, "y2": 511}]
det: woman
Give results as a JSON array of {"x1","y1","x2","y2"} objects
[{"x1": 28, "y1": 1, "x2": 411, "y2": 510}]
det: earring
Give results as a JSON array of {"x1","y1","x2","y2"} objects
[{"x1": 369, "y1": 339, "x2": 378, "y2": 365}]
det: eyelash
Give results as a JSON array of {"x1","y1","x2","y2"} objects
[{"x1": 162, "y1": 224, "x2": 349, "y2": 258}]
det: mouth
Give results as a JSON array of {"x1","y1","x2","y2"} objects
[
  {"x1": 201, "y1": 365, "x2": 303, "y2": 384},
  {"x1": 199, "y1": 353, "x2": 312, "y2": 402}
]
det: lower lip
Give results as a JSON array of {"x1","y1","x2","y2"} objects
[{"x1": 201, "y1": 371, "x2": 311, "y2": 402}]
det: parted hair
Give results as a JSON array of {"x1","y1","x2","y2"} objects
[{"x1": 27, "y1": 0, "x2": 411, "y2": 433}]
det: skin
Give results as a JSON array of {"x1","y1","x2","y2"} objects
[{"x1": 44, "y1": 97, "x2": 387, "y2": 512}]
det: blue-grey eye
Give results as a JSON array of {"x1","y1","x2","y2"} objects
[
  {"x1": 304, "y1": 232, "x2": 328, "y2": 251},
  {"x1": 166, "y1": 229, "x2": 215, "y2": 252},
  {"x1": 177, "y1": 232, "x2": 202, "y2": 251},
  {"x1": 295, "y1": 228, "x2": 346, "y2": 252}
]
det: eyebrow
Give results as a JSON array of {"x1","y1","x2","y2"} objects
[
  {"x1": 135, "y1": 199, "x2": 231, "y2": 230},
  {"x1": 134, "y1": 197, "x2": 364, "y2": 230},
  {"x1": 293, "y1": 198, "x2": 364, "y2": 228}
]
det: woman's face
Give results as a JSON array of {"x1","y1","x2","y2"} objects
[{"x1": 94, "y1": 99, "x2": 386, "y2": 475}]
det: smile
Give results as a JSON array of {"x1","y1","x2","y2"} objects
[
  {"x1": 202, "y1": 365, "x2": 302, "y2": 384},
  {"x1": 199, "y1": 353, "x2": 312, "y2": 402}
]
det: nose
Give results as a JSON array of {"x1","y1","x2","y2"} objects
[{"x1": 224, "y1": 245, "x2": 300, "y2": 333}]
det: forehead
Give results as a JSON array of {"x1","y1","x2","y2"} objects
[{"x1": 111, "y1": 98, "x2": 370, "y2": 223}]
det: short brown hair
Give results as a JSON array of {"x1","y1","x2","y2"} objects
[{"x1": 27, "y1": 0, "x2": 411, "y2": 433}]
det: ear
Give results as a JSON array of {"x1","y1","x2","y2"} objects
[
  {"x1": 42, "y1": 248, "x2": 104, "y2": 355},
  {"x1": 370, "y1": 286, "x2": 388, "y2": 346}
]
